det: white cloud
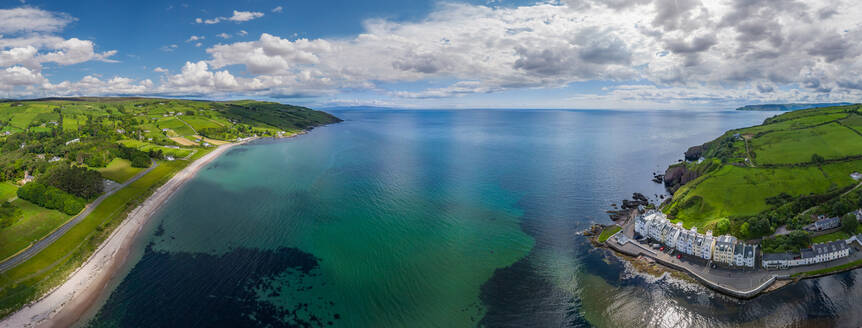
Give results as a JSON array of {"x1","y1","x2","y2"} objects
[
  {"x1": 0, "y1": 66, "x2": 46, "y2": 90},
  {"x1": 186, "y1": 35, "x2": 204, "y2": 42},
  {"x1": 237, "y1": 30, "x2": 248, "y2": 36},
  {"x1": 175, "y1": 1, "x2": 861, "y2": 104},
  {"x1": 153, "y1": 67, "x2": 168, "y2": 73},
  {"x1": 272, "y1": 6, "x2": 283, "y2": 13},
  {"x1": 0, "y1": 7, "x2": 117, "y2": 95},
  {"x1": 196, "y1": 10, "x2": 263, "y2": 24},
  {"x1": 160, "y1": 44, "x2": 178, "y2": 52},
  {"x1": 0, "y1": 7, "x2": 74, "y2": 34},
  {"x1": 38, "y1": 38, "x2": 116, "y2": 65},
  {"x1": 195, "y1": 42, "x2": 202, "y2": 47},
  {"x1": 228, "y1": 10, "x2": 264, "y2": 22},
  {"x1": 4, "y1": 1, "x2": 862, "y2": 106},
  {"x1": 216, "y1": 33, "x2": 231, "y2": 39}
]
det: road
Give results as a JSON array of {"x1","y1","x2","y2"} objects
[{"x1": 0, "y1": 160, "x2": 158, "y2": 273}]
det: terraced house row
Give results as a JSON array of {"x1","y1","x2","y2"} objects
[{"x1": 634, "y1": 211, "x2": 756, "y2": 268}]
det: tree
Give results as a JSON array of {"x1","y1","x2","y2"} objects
[
  {"x1": 842, "y1": 214, "x2": 859, "y2": 234},
  {"x1": 739, "y1": 222, "x2": 750, "y2": 238},
  {"x1": 811, "y1": 153, "x2": 825, "y2": 164},
  {"x1": 715, "y1": 218, "x2": 730, "y2": 235}
]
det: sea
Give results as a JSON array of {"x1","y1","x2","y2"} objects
[{"x1": 85, "y1": 108, "x2": 862, "y2": 327}]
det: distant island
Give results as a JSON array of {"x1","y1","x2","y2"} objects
[
  {"x1": 735, "y1": 103, "x2": 854, "y2": 111},
  {"x1": 594, "y1": 103, "x2": 862, "y2": 298},
  {"x1": 0, "y1": 97, "x2": 340, "y2": 323}
]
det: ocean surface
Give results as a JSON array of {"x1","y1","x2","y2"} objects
[{"x1": 86, "y1": 108, "x2": 862, "y2": 327}]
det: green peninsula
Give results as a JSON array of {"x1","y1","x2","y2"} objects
[
  {"x1": 735, "y1": 103, "x2": 854, "y2": 111},
  {"x1": 663, "y1": 104, "x2": 862, "y2": 239}
]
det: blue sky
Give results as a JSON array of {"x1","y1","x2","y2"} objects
[{"x1": 1, "y1": 0, "x2": 861, "y2": 109}]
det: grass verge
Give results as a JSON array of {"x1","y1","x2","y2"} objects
[
  {"x1": 793, "y1": 259, "x2": 862, "y2": 278},
  {"x1": 598, "y1": 226, "x2": 622, "y2": 243}
]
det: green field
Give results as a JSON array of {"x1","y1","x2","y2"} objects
[
  {"x1": 0, "y1": 199, "x2": 71, "y2": 261},
  {"x1": 736, "y1": 113, "x2": 847, "y2": 136},
  {"x1": 98, "y1": 158, "x2": 144, "y2": 182},
  {"x1": 118, "y1": 139, "x2": 194, "y2": 158},
  {"x1": 181, "y1": 116, "x2": 222, "y2": 131},
  {"x1": 750, "y1": 123, "x2": 862, "y2": 165},
  {"x1": 665, "y1": 105, "x2": 862, "y2": 235},
  {"x1": 812, "y1": 231, "x2": 852, "y2": 244},
  {"x1": 157, "y1": 117, "x2": 196, "y2": 136},
  {"x1": 0, "y1": 182, "x2": 17, "y2": 202},
  {"x1": 668, "y1": 161, "x2": 862, "y2": 229}
]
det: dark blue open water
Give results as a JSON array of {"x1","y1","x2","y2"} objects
[{"x1": 86, "y1": 109, "x2": 862, "y2": 327}]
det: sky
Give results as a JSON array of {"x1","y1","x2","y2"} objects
[{"x1": 0, "y1": 0, "x2": 861, "y2": 109}]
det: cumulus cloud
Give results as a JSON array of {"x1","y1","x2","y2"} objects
[
  {"x1": 196, "y1": 10, "x2": 264, "y2": 24},
  {"x1": 4, "y1": 1, "x2": 862, "y2": 106},
  {"x1": 272, "y1": 6, "x2": 283, "y2": 13},
  {"x1": 186, "y1": 35, "x2": 204, "y2": 43},
  {"x1": 0, "y1": 7, "x2": 117, "y2": 96},
  {"x1": 0, "y1": 7, "x2": 74, "y2": 34}
]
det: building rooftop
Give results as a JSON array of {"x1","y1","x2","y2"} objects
[
  {"x1": 812, "y1": 241, "x2": 849, "y2": 255},
  {"x1": 763, "y1": 253, "x2": 795, "y2": 261}
]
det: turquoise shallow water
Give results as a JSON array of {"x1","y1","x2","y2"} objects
[{"x1": 88, "y1": 109, "x2": 862, "y2": 327}]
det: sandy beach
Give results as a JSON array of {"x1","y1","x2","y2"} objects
[{"x1": 0, "y1": 140, "x2": 249, "y2": 328}]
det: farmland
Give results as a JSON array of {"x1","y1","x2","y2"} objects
[
  {"x1": 664, "y1": 104, "x2": 862, "y2": 238},
  {"x1": 0, "y1": 97, "x2": 340, "y2": 318}
]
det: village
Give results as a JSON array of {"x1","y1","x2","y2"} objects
[
  {"x1": 600, "y1": 208, "x2": 862, "y2": 298},
  {"x1": 632, "y1": 210, "x2": 856, "y2": 270}
]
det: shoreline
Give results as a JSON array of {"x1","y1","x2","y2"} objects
[
  {"x1": 0, "y1": 139, "x2": 252, "y2": 328},
  {"x1": 592, "y1": 208, "x2": 862, "y2": 299}
]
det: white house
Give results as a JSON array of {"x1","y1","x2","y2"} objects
[
  {"x1": 743, "y1": 244, "x2": 756, "y2": 268},
  {"x1": 666, "y1": 226, "x2": 680, "y2": 247},
  {"x1": 701, "y1": 231, "x2": 715, "y2": 260},
  {"x1": 810, "y1": 241, "x2": 850, "y2": 264},
  {"x1": 733, "y1": 243, "x2": 745, "y2": 266}
]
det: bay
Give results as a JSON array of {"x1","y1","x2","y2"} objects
[{"x1": 87, "y1": 108, "x2": 862, "y2": 327}]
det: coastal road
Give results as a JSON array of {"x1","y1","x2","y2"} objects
[{"x1": 0, "y1": 160, "x2": 158, "y2": 274}]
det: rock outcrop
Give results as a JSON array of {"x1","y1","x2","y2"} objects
[
  {"x1": 684, "y1": 145, "x2": 703, "y2": 161},
  {"x1": 663, "y1": 165, "x2": 700, "y2": 193}
]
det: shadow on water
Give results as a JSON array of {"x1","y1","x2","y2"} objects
[{"x1": 88, "y1": 246, "x2": 339, "y2": 328}]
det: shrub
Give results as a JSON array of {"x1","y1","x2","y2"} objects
[
  {"x1": 0, "y1": 202, "x2": 22, "y2": 228},
  {"x1": 842, "y1": 214, "x2": 859, "y2": 234},
  {"x1": 715, "y1": 218, "x2": 730, "y2": 235}
]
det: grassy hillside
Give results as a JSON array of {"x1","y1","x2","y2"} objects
[
  {"x1": 735, "y1": 103, "x2": 854, "y2": 111},
  {"x1": 0, "y1": 98, "x2": 340, "y2": 318},
  {"x1": 664, "y1": 104, "x2": 862, "y2": 237}
]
